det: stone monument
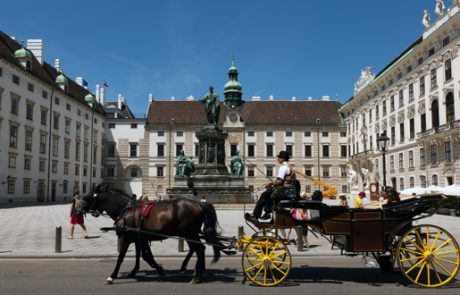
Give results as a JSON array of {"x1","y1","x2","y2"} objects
[{"x1": 167, "y1": 87, "x2": 252, "y2": 203}]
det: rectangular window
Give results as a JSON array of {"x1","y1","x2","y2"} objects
[
  {"x1": 27, "y1": 83, "x2": 34, "y2": 92},
  {"x1": 83, "y1": 143, "x2": 88, "y2": 162},
  {"x1": 399, "y1": 90, "x2": 404, "y2": 107},
  {"x1": 399, "y1": 123, "x2": 405, "y2": 143},
  {"x1": 54, "y1": 97, "x2": 60, "y2": 105},
  {"x1": 322, "y1": 145, "x2": 330, "y2": 157},
  {"x1": 157, "y1": 167, "x2": 164, "y2": 177},
  {"x1": 445, "y1": 59, "x2": 452, "y2": 81},
  {"x1": 391, "y1": 126, "x2": 395, "y2": 146},
  {"x1": 42, "y1": 90, "x2": 48, "y2": 99},
  {"x1": 382, "y1": 100, "x2": 387, "y2": 116},
  {"x1": 131, "y1": 123, "x2": 138, "y2": 129},
  {"x1": 286, "y1": 144, "x2": 293, "y2": 157},
  {"x1": 420, "y1": 148, "x2": 426, "y2": 167},
  {"x1": 63, "y1": 181, "x2": 68, "y2": 194},
  {"x1": 390, "y1": 96, "x2": 395, "y2": 112},
  {"x1": 304, "y1": 131, "x2": 311, "y2": 137},
  {"x1": 266, "y1": 144, "x2": 273, "y2": 157},
  {"x1": 23, "y1": 179, "x2": 31, "y2": 194},
  {"x1": 341, "y1": 166, "x2": 347, "y2": 177},
  {"x1": 390, "y1": 155, "x2": 395, "y2": 171},
  {"x1": 25, "y1": 129, "x2": 33, "y2": 151},
  {"x1": 322, "y1": 132, "x2": 329, "y2": 137},
  {"x1": 157, "y1": 144, "x2": 165, "y2": 157},
  {"x1": 108, "y1": 143, "x2": 116, "y2": 157},
  {"x1": 230, "y1": 144, "x2": 237, "y2": 156},
  {"x1": 322, "y1": 166, "x2": 330, "y2": 177},
  {"x1": 369, "y1": 109, "x2": 372, "y2": 123},
  {"x1": 9, "y1": 125, "x2": 17, "y2": 148},
  {"x1": 266, "y1": 167, "x2": 273, "y2": 177},
  {"x1": 375, "y1": 105, "x2": 380, "y2": 119},
  {"x1": 64, "y1": 139, "x2": 70, "y2": 159},
  {"x1": 340, "y1": 145, "x2": 347, "y2": 158},
  {"x1": 66, "y1": 103, "x2": 71, "y2": 111},
  {"x1": 340, "y1": 131, "x2": 347, "y2": 137},
  {"x1": 399, "y1": 153, "x2": 404, "y2": 170},
  {"x1": 26, "y1": 103, "x2": 34, "y2": 120},
  {"x1": 248, "y1": 168, "x2": 255, "y2": 177},
  {"x1": 431, "y1": 144, "x2": 437, "y2": 165},
  {"x1": 431, "y1": 68, "x2": 437, "y2": 89},
  {"x1": 285, "y1": 131, "x2": 292, "y2": 137},
  {"x1": 409, "y1": 84, "x2": 414, "y2": 101},
  {"x1": 421, "y1": 113, "x2": 427, "y2": 132},
  {"x1": 176, "y1": 131, "x2": 183, "y2": 137},
  {"x1": 248, "y1": 144, "x2": 255, "y2": 157},
  {"x1": 130, "y1": 143, "x2": 138, "y2": 157},
  {"x1": 8, "y1": 154, "x2": 16, "y2": 168},
  {"x1": 83, "y1": 167, "x2": 87, "y2": 176},
  {"x1": 11, "y1": 96, "x2": 19, "y2": 115},
  {"x1": 39, "y1": 159, "x2": 46, "y2": 172},
  {"x1": 108, "y1": 123, "x2": 115, "y2": 129},
  {"x1": 305, "y1": 145, "x2": 312, "y2": 157},
  {"x1": 53, "y1": 113, "x2": 59, "y2": 130},
  {"x1": 8, "y1": 178, "x2": 15, "y2": 194},
  {"x1": 76, "y1": 123, "x2": 81, "y2": 138},
  {"x1": 176, "y1": 144, "x2": 183, "y2": 157},
  {"x1": 130, "y1": 167, "x2": 138, "y2": 178},
  {"x1": 266, "y1": 131, "x2": 273, "y2": 137},
  {"x1": 407, "y1": 65, "x2": 412, "y2": 73},
  {"x1": 75, "y1": 165, "x2": 80, "y2": 176},
  {"x1": 64, "y1": 163, "x2": 69, "y2": 175},
  {"x1": 65, "y1": 119, "x2": 71, "y2": 134},
  {"x1": 107, "y1": 167, "x2": 115, "y2": 177},
  {"x1": 24, "y1": 158, "x2": 31, "y2": 170},
  {"x1": 248, "y1": 131, "x2": 255, "y2": 137},
  {"x1": 75, "y1": 142, "x2": 81, "y2": 161},
  {"x1": 429, "y1": 47, "x2": 435, "y2": 56},
  {"x1": 12, "y1": 74, "x2": 19, "y2": 85},
  {"x1": 420, "y1": 76, "x2": 425, "y2": 96},
  {"x1": 305, "y1": 167, "x2": 312, "y2": 177},
  {"x1": 158, "y1": 131, "x2": 164, "y2": 137},
  {"x1": 443, "y1": 36, "x2": 450, "y2": 47},
  {"x1": 445, "y1": 141, "x2": 452, "y2": 163},
  {"x1": 52, "y1": 136, "x2": 59, "y2": 157},
  {"x1": 52, "y1": 161, "x2": 58, "y2": 173},
  {"x1": 410, "y1": 118, "x2": 415, "y2": 139},
  {"x1": 41, "y1": 108, "x2": 47, "y2": 125}
]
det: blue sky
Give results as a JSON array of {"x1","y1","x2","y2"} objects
[{"x1": 0, "y1": 0, "x2": 447, "y2": 114}]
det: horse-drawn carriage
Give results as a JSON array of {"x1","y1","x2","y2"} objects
[
  {"x1": 240, "y1": 194, "x2": 460, "y2": 287},
  {"x1": 77, "y1": 186, "x2": 459, "y2": 288}
]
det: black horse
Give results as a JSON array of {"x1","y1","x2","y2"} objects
[{"x1": 76, "y1": 185, "x2": 225, "y2": 284}]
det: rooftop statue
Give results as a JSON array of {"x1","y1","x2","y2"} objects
[
  {"x1": 353, "y1": 67, "x2": 375, "y2": 95},
  {"x1": 201, "y1": 86, "x2": 221, "y2": 125},
  {"x1": 435, "y1": 0, "x2": 445, "y2": 16},
  {"x1": 422, "y1": 10, "x2": 431, "y2": 28},
  {"x1": 455, "y1": 0, "x2": 460, "y2": 8}
]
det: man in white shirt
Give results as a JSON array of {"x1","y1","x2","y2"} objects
[{"x1": 248, "y1": 151, "x2": 295, "y2": 220}]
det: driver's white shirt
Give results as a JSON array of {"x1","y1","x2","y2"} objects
[{"x1": 277, "y1": 162, "x2": 291, "y2": 179}]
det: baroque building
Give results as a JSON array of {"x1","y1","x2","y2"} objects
[
  {"x1": 0, "y1": 31, "x2": 105, "y2": 203},
  {"x1": 341, "y1": 4, "x2": 460, "y2": 191}
]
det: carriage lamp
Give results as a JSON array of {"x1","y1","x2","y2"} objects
[{"x1": 377, "y1": 132, "x2": 390, "y2": 189}]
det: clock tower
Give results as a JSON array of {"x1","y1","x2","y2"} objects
[{"x1": 223, "y1": 59, "x2": 243, "y2": 109}]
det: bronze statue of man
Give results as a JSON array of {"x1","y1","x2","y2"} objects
[{"x1": 201, "y1": 86, "x2": 220, "y2": 125}]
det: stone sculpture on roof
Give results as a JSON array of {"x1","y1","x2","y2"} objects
[
  {"x1": 423, "y1": 10, "x2": 431, "y2": 28},
  {"x1": 435, "y1": 0, "x2": 446, "y2": 17},
  {"x1": 353, "y1": 67, "x2": 375, "y2": 95}
]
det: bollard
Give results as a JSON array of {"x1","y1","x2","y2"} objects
[
  {"x1": 55, "y1": 226, "x2": 62, "y2": 253},
  {"x1": 178, "y1": 238, "x2": 185, "y2": 252},
  {"x1": 238, "y1": 225, "x2": 244, "y2": 252},
  {"x1": 295, "y1": 226, "x2": 303, "y2": 252}
]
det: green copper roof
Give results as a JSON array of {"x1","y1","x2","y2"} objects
[
  {"x1": 224, "y1": 80, "x2": 242, "y2": 92},
  {"x1": 85, "y1": 93, "x2": 96, "y2": 104},
  {"x1": 55, "y1": 73, "x2": 69, "y2": 85},
  {"x1": 14, "y1": 47, "x2": 33, "y2": 59}
]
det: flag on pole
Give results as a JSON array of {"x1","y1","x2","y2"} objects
[{"x1": 103, "y1": 80, "x2": 109, "y2": 87}]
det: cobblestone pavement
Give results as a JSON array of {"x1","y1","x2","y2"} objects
[{"x1": 0, "y1": 202, "x2": 458, "y2": 258}]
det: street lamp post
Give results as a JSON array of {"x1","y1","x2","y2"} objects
[{"x1": 377, "y1": 132, "x2": 390, "y2": 189}]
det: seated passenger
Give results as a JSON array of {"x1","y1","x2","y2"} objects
[
  {"x1": 339, "y1": 195, "x2": 348, "y2": 207},
  {"x1": 380, "y1": 186, "x2": 400, "y2": 208},
  {"x1": 249, "y1": 151, "x2": 297, "y2": 220},
  {"x1": 309, "y1": 190, "x2": 323, "y2": 219},
  {"x1": 354, "y1": 191, "x2": 366, "y2": 209}
]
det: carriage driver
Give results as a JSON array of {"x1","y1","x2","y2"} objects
[{"x1": 248, "y1": 151, "x2": 298, "y2": 220}]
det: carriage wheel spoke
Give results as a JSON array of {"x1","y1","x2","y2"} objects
[
  {"x1": 268, "y1": 266, "x2": 277, "y2": 283},
  {"x1": 400, "y1": 255, "x2": 424, "y2": 263},
  {"x1": 430, "y1": 229, "x2": 442, "y2": 251},
  {"x1": 434, "y1": 249, "x2": 459, "y2": 256},
  {"x1": 433, "y1": 239, "x2": 452, "y2": 252},
  {"x1": 415, "y1": 230, "x2": 425, "y2": 250},
  {"x1": 405, "y1": 258, "x2": 424, "y2": 274},
  {"x1": 432, "y1": 259, "x2": 451, "y2": 274},
  {"x1": 271, "y1": 260, "x2": 290, "y2": 265},
  {"x1": 251, "y1": 264, "x2": 264, "y2": 282},
  {"x1": 426, "y1": 227, "x2": 430, "y2": 251},
  {"x1": 263, "y1": 268, "x2": 267, "y2": 285},
  {"x1": 271, "y1": 250, "x2": 288, "y2": 259},
  {"x1": 404, "y1": 238, "x2": 425, "y2": 253},
  {"x1": 429, "y1": 261, "x2": 443, "y2": 284},
  {"x1": 272, "y1": 263, "x2": 287, "y2": 276},
  {"x1": 247, "y1": 249, "x2": 263, "y2": 258},
  {"x1": 400, "y1": 247, "x2": 423, "y2": 256},
  {"x1": 426, "y1": 262, "x2": 430, "y2": 286},
  {"x1": 269, "y1": 242, "x2": 281, "y2": 256},
  {"x1": 414, "y1": 261, "x2": 426, "y2": 283},
  {"x1": 245, "y1": 262, "x2": 262, "y2": 272},
  {"x1": 434, "y1": 257, "x2": 457, "y2": 265}
]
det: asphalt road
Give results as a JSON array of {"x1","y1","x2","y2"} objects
[{"x1": 0, "y1": 256, "x2": 458, "y2": 295}]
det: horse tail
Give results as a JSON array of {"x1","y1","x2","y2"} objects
[{"x1": 200, "y1": 202, "x2": 223, "y2": 263}]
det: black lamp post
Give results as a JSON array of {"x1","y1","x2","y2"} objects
[{"x1": 377, "y1": 132, "x2": 390, "y2": 189}]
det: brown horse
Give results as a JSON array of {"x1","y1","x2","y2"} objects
[{"x1": 76, "y1": 184, "x2": 225, "y2": 284}]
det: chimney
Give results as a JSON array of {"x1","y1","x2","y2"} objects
[
  {"x1": 118, "y1": 94, "x2": 122, "y2": 109},
  {"x1": 251, "y1": 96, "x2": 261, "y2": 101},
  {"x1": 99, "y1": 87, "x2": 105, "y2": 106},
  {"x1": 307, "y1": 96, "x2": 313, "y2": 101},
  {"x1": 186, "y1": 95, "x2": 194, "y2": 101},
  {"x1": 26, "y1": 39, "x2": 43, "y2": 64},
  {"x1": 95, "y1": 84, "x2": 100, "y2": 102},
  {"x1": 291, "y1": 96, "x2": 297, "y2": 101},
  {"x1": 322, "y1": 95, "x2": 330, "y2": 101},
  {"x1": 268, "y1": 95, "x2": 274, "y2": 101},
  {"x1": 54, "y1": 59, "x2": 61, "y2": 72},
  {"x1": 148, "y1": 93, "x2": 154, "y2": 103}
]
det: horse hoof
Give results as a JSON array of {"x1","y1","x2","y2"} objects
[{"x1": 105, "y1": 277, "x2": 113, "y2": 285}]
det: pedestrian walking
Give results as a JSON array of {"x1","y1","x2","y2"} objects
[{"x1": 69, "y1": 188, "x2": 89, "y2": 239}]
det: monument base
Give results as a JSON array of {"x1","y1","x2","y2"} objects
[{"x1": 168, "y1": 175, "x2": 253, "y2": 204}]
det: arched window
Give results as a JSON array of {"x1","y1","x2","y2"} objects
[
  {"x1": 432, "y1": 99, "x2": 440, "y2": 129},
  {"x1": 399, "y1": 177, "x2": 405, "y2": 191},
  {"x1": 420, "y1": 175, "x2": 427, "y2": 188},
  {"x1": 432, "y1": 175, "x2": 438, "y2": 186},
  {"x1": 410, "y1": 177, "x2": 415, "y2": 188},
  {"x1": 446, "y1": 92, "x2": 455, "y2": 124}
]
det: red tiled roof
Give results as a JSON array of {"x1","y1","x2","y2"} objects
[{"x1": 146, "y1": 100, "x2": 343, "y2": 126}]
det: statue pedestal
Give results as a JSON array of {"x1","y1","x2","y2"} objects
[{"x1": 168, "y1": 125, "x2": 252, "y2": 203}]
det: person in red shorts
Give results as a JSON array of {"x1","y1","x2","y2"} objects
[{"x1": 69, "y1": 188, "x2": 89, "y2": 239}]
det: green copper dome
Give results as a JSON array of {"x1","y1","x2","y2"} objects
[
  {"x1": 14, "y1": 47, "x2": 33, "y2": 59},
  {"x1": 85, "y1": 93, "x2": 96, "y2": 104},
  {"x1": 224, "y1": 79, "x2": 242, "y2": 92},
  {"x1": 55, "y1": 73, "x2": 69, "y2": 86}
]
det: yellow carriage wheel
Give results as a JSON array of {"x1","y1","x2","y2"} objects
[
  {"x1": 242, "y1": 236, "x2": 291, "y2": 287},
  {"x1": 396, "y1": 224, "x2": 460, "y2": 287}
]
